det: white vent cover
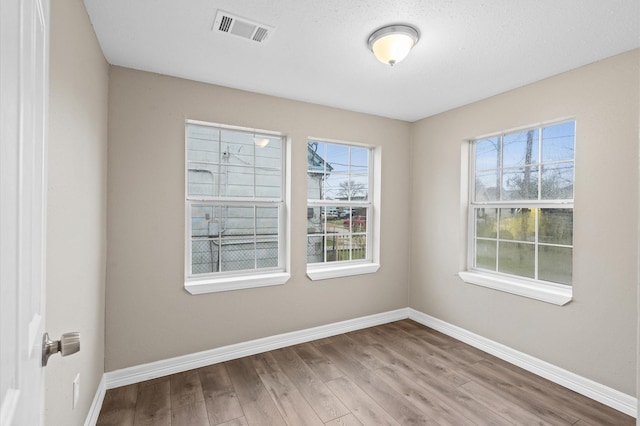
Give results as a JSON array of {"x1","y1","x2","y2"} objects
[{"x1": 213, "y1": 10, "x2": 274, "y2": 43}]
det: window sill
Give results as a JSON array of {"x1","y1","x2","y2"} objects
[
  {"x1": 185, "y1": 272, "x2": 290, "y2": 295},
  {"x1": 458, "y1": 271, "x2": 572, "y2": 306},
  {"x1": 307, "y1": 262, "x2": 380, "y2": 281}
]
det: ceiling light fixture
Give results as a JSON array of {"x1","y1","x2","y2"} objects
[{"x1": 367, "y1": 24, "x2": 419, "y2": 67}]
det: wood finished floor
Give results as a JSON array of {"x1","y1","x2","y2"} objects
[{"x1": 96, "y1": 320, "x2": 634, "y2": 425}]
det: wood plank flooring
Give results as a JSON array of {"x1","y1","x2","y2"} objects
[{"x1": 96, "y1": 320, "x2": 634, "y2": 425}]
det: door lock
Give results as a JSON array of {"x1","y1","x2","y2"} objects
[{"x1": 42, "y1": 332, "x2": 80, "y2": 366}]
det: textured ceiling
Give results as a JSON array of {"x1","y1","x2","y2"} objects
[{"x1": 83, "y1": 0, "x2": 639, "y2": 122}]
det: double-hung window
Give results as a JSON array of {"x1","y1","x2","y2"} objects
[
  {"x1": 460, "y1": 120, "x2": 575, "y2": 305},
  {"x1": 185, "y1": 121, "x2": 289, "y2": 294},
  {"x1": 306, "y1": 139, "x2": 379, "y2": 280}
]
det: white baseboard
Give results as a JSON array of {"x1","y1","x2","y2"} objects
[
  {"x1": 84, "y1": 374, "x2": 106, "y2": 426},
  {"x1": 85, "y1": 306, "x2": 636, "y2": 424},
  {"x1": 408, "y1": 308, "x2": 637, "y2": 418},
  {"x1": 104, "y1": 308, "x2": 409, "y2": 389}
]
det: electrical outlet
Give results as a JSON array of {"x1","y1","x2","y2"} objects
[{"x1": 73, "y1": 373, "x2": 80, "y2": 409}]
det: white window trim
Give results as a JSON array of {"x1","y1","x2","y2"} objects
[
  {"x1": 184, "y1": 120, "x2": 290, "y2": 294},
  {"x1": 306, "y1": 138, "x2": 380, "y2": 280},
  {"x1": 307, "y1": 262, "x2": 380, "y2": 281},
  {"x1": 185, "y1": 271, "x2": 290, "y2": 295},
  {"x1": 458, "y1": 271, "x2": 572, "y2": 305},
  {"x1": 460, "y1": 119, "x2": 575, "y2": 305}
]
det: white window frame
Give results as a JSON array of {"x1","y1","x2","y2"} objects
[
  {"x1": 459, "y1": 119, "x2": 575, "y2": 306},
  {"x1": 306, "y1": 138, "x2": 380, "y2": 280},
  {"x1": 184, "y1": 120, "x2": 290, "y2": 294}
]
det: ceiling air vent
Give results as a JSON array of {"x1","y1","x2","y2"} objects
[{"x1": 213, "y1": 10, "x2": 274, "y2": 43}]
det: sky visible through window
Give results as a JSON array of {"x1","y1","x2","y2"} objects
[
  {"x1": 474, "y1": 121, "x2": 575, "y2": 202},
  {"x1": 471, "y1": 120, "x2": 575, "y2": 285},
  {"x1": 475, "y1": 121, "x2": 575, "y2": 171},
  {"x1": 308, "y1": 140, "x2": 369, "y2": 201}
]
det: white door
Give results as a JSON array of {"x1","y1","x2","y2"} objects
[{"x1": 0, "y1": 0, "x2": 49, "y2": 424}]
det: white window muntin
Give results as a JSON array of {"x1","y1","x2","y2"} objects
[
  {"x1": 467, "y1": 119, "x2": 575, "y2": 287},
  {"x1": 307, "y1": 138, "x2": 373, "y2": 204},
  {"x1": 186, "y1": 121, "x2": 284, "y2": 202},
  {"x1": 307, "y1": 206, "x2": 371, "y2": 264},
  {"x1": 470, "y1": 119, "x2": 575, "y2": 204},
  {"x1": 185, "y1": 121, "x2": 286, "y2": 282},
  {"x1": 307, "y1": 138, "x2": 374, "y2": 266},
  {"x1": 186, "y1": 201, "x2": 285, "y2": 280},
  {"x1": 468, "y1": 206, "x2": 573, "y2": 283}
]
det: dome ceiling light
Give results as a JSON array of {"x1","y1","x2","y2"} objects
[{"x1": 367, "y1": 24, "x2": 420, "y2": 67}]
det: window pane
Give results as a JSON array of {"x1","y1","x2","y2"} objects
[
  {"x1": 498, "y1": 241, "x2": 534, "y2": 279},
  {"x1": 187, "y1": 144, "x2": 219, "y2": 163},
  {"x1": 322, "y1": 233, "x2": 367, "y2": 262},
  {"x1": 539, "y1": 209, "x2": 573, "y2": 245},
  {"x1": 307, "y1": 235, "x2": 323, "y2": 263},
  {"x1": 325, "y1": 234, "x2": 342, "y2": 262},
  {"x1": 220, "y1": 237, "x2": 255, "y2": 272},
  {"x1": 187, "y1": 125, "x2": 220, "y2": 196},
  {"x1": 307, "y1": 205, "x2": 351, "y2": 263},
  {"x1": 503, "y1": 129, "x2": 539, "y2": 168},
  {"x1": 499, "y1": 208, "x2": 535, "y2": 242},
  {"x1": 324, "y1": 143, "x2": 349, "y2": 173},
  {"x1": 321, "y1": 206, "x2": 342, "y2": 229},
  {"x1": 188, "y1": 165, "x2": 218, "y2": 197},
  {"x1": 541, "y1": 163, "x2": 573, "y2": 200},
  {"x1": 255, "y1": 168, "x2": 281, "y2": 198},
  {"x1": 308, "y1": 141, "x2": 327, "y2": 172},
  {"x1": 338, "y1": 207, "x2": 350, "y2": 220},
  {"x1": 221, "y1": 130, "x2": 255, "y2": 167},
  {"x1": 476, "y1": 208, "x2": 497, "y2": 238},
  {"x1": 218, "y1": 205, "x2": 265, "y2": 272},
  {"x1": 223, "y1": 206, "x2": 254, "y2": 236},
  {"x1": 475, "y1": 170, "x2": 499, "y2": 201},
  {"x1": 307, "y1": 171, "x2": 323, "y2": 200},
  {"x1": 539, "y1": 246, "x2": 572, "y2": 285},
  {"x1": 344, "y1": 209, "x2": 367, "y2": 232},
  {"x1": 224, "y1": 166, "x2": 254, "y2": 198},
  {"x1": 258, "y1": 135, "x2": 281, "y2": 150},
  {"x1": 191, "y1": 204, "x2": 221, "y2": 238},
  {"x1": 191, "y1": 204, "x2": 222, "y2": 274},
  {"x1": 256, "y1": 238, "x2": 278, "y2": 268},
  {"x1": 475, "y1": 137, "x2": 499, "y2": 171},
  {"x1": 502, "y1": 166, "x2": 538, "y2": 200},
  {"x1": 324, "y1": 172, "x2": 347, "y2": 200},
  {"x1": 351, "y1": 147, "x2": 369, "y2": 174},
  {"x1": 187, "y1": 125, "x2": 220, "y2": 163},
  {"x1": 542, "y1": 122, "x2": 575, "y2": 162},
  {"x1": 192, "y1": 239, "x2": 218, "y2": 274},
  {"x1": 344, "y1": 174, "x2": 369, "y2": 201},
  {"x1": 307, "y1": 206, "x2": 322, "y2": 234},
  {"x1": 189, "y1": 129, "x2": 284, "y2": 200},
  {"x1": 475, "y1": 239, "x2": 496, "y2": 271},
  {"x1": 255, "y1": 140, "x2": 282, "y2": 170},
  {"x1": 352, "y1": 234, "x2": 367, "y2": 260},
  {"x1": 256, "y1": 207, "x2": 278, "y2": 236}
]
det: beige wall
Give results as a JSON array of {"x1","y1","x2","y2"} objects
[
  {"x1": 410, "y1": 49, "x2": 639, "y2": 396},
  {"x1": 46, "y1": 0, "x2": 109, "y2": 424},
  {"x1": 45, "y1": 1, "x2": 638, "y2": 414},
  {"x1": 105, "y1": 67, "x2": 412, "y2": 371}
]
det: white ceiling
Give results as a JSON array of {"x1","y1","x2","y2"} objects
[{"x1": 83, "y1": 0, "x2": 639, "y2": 122}]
